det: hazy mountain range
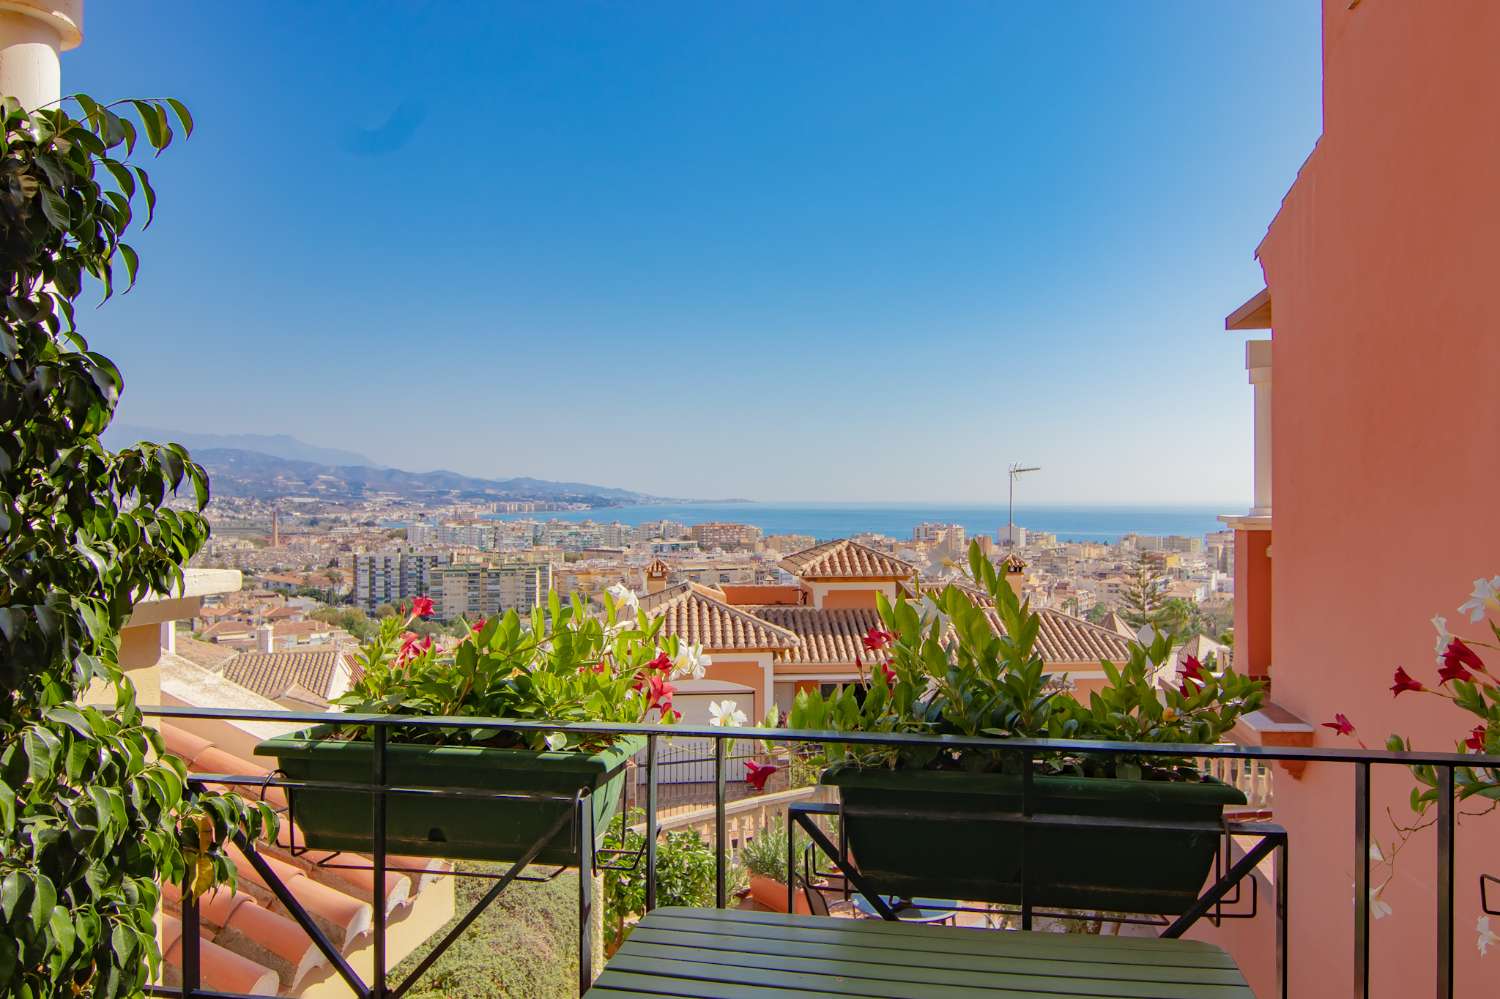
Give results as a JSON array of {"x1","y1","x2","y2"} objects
[{"x1": 102, "y1": 425, "x2": 658, "y2": 506}]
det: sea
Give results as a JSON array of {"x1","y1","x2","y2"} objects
[{"x1": 482, "y1": 503, "x2": 1229, "y2": 544}]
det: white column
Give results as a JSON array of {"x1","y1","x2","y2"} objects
[
  {"x1": 0, "y1": 2, "x2": 83, "y2": 111},
  {"x1": 1246, "y1": 339, "x2": 1272, "y2": 517}
]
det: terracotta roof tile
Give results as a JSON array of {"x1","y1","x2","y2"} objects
[
  {"x1": 779, "y1": 539, "x2": 915, "y2": 580},
  {"x1": 750, "y1": 606, "x2": 882, "y2": 665},
  {"x1": 221, "y1": 650, "x2": 348, "y2": 702},
  {"x1": 925, "y1": 583, "x2": 1136, "y2": 665},
  {"x1": 639, "y1": 582, "x2": 800, "y2": 651}
]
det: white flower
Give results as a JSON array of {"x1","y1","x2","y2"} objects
[
  {"x1": 606, "y1": 583, "x2": 639, "y2": 614},
  {"x1": 1480, "y1": 916, "x2": 1500, "y2": 956},
  {"x1": 1369, "y1": 842, "x2": 1384, "y2": 863},
  {"x1": 672, "y1": 642, "x2": 710, "y2": 679},
  {"x1": 1433, "y1": 615, "x2": 1453, "y2": 664},
  {"x1": 1458, "y1": 576, "x2": 1500, "y2": 624},
  {"x1": 1478, "y1": 916, "x2": 1499, "y2": 957},
  {"x1": 709, "y1": 700, "x2": 748, "y2": 727},
  {"x1": 1370, "y1": 884, "x2": 1392, "y2": 920},
  {"x1": 919, "y1": 595, "x2": 951, "y2": 635}
]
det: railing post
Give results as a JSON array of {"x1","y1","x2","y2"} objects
[
  {"x1": 715, "y1": 736, "x2": 728, "y2": 908},
  {"x1": 644, "y1": 734, "x2": 658, "y2": 911},
  {"x1": 1020, "y1": 752, "x2": 1033, "y2": 931},
  {"x1": 1354, "y1": 762, "x2": 1370, "y2": 999},
  {"x1": 372, "y1": 723, "x2": 388, "y2": 999},
  {"x1": 1437, "y1": 765, "x2": 1454, "y2": 999},
  {"x1": 578, "y1": 793, "x2": 595, "y2": 996},
  {"x1": 1276, "y1": 833, "x2": 1288, "y2": 999},
  {"x1": 181, "y1": 875, "x2": 199, "y2": 997}
]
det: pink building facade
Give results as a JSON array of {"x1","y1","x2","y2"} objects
[{"x1": 1208, "y1": 2, "x2": 1500, "y2": 994}]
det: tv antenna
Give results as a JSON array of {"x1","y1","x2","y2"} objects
[{"x1": 1006, "y1": 464, "x2": 1040, "y2": 546}]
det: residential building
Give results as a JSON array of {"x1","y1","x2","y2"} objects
[
  {"x1": 427, "y1": 562, "x2": 554, "y2": 621},
  {"x1": 689, "y1": 521, "x2": 763, "y2": 551},
  {"x1": 351, "y1": 550, "x2": 445, "y2": 613},
  {"x1": 1201, "y1": 4, "x2": 1500, "y2": 993}
]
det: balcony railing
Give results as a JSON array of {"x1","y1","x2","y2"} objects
[{"x1": 138, "y1": 704, "x2": 1493, "y2": 999}]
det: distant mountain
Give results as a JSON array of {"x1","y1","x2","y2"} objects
[
  {"x1": 105, "y1": 425, "x2": 378, "y2": 468},
  {"x1": 174, "y1": 448, "x2": 657, "y2": 506}
]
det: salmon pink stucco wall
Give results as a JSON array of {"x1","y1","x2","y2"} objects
[{"x1": 1214, "y1": 2, "x2": 1500, "y2": 995}]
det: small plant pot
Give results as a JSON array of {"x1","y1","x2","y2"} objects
[
  {"x1": 823, "y1": 764, "x2": 1245, "y2": 916},
  {"x1": 255, "y1": 727, "x2": 644, "y2": 865},
  {"x1": 748, "y1": 873, "x2": 823, "y2": 914}
]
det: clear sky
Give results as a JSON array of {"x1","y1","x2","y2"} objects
[{"x1": 68, "y1": 2, "x2": 1321, "y2": 505}]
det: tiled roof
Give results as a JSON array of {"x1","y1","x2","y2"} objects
[
  {"x1": 779, "y1": 539, "x2": 916, "y2": 580},
  {"x1": 639, "y1": 583, "x2": 800, "y2": 651},
  {"x1": 174, "y1": 635, "x2": 239, "y2": 671},
  {"x1": 645, "y1": 558, "x2": 671, "y2": 576},
  {"x1": 750, "y1": 606, "x2": 882, "y2": 665},
  {"x1": 222, "y1": 649, "x2": 348, "y2": 702},
  {"x1": 925, "y1": 583, "x2": 1135, "y2": 666}
]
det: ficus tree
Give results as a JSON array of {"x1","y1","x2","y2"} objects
[{"x1": 0, "y1": 96, "x2": 274, "y2": 997}]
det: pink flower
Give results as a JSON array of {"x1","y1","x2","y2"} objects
[
  {"x1": 862, "y1": 627, "x2": 896, "y2": 653},
  {"x1": 409, "y1": 595, "x2": 435, "y2": 619},
  {"x1": 644, "y1": 673, "x2": 676, "y2": 713},
  {"x1": 744, "y1": 760, "x2": 779, "y2": 791},
  {"x1": 395, "y1": 631, "x2": 432, "y2": 668},
  {"x1": 880, "y1": 662, "x2": 897, "y2": 686},
  {"x1": 1390, "y1": 667, "x2": 1424, "y2": 696},
  {"x1": 1466, "y1": 725, "x2": 1488, "y2": 752},
  {"x1": 646, "y1": 651, "x2": 673, "y2": 673},
  {"x1": 470, "y1": 617, "x2": 487, "y2": 633},
  {"x1": 1322, "y1": 713, "x2": 1356, "y2": 737},
  {"x1": 1440, "y1": 638, "x2": 1484, "y2": 684}
]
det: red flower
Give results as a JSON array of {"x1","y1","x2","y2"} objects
[
  {"x1": 395, "y1": 631, "x2": 432, "y2": 667},
  {"x1": 583, "y1": 660, "x2": 607, "y2": 675},
  {"x1": 1440, "y1": 638, "x2": 1485, "y2": 684},
  {"x1": 470, "y1": 617, "x2": 487, "y2": 634},
  {"x1": 1466, "y1": 725, "x2": 1488, "y2": 752},
  {"x1": 862, "y1": 627, "x2": 896, "y2": 653},
  {"x1": 646, "y1": 651, "x2": 673, "y2": 673},
  {"x1": 1321, "y1": 713, "x2": 1356, "y2": 737},
  {"x1": 1182, "y1": 655, "x2": 1205, "y2": 681},
  {"x1": 409, "y1": 595, "x2": 435, "y2": 619},
  {"x1": 1390, "y1": 666, "x2": 1424, "y2": 696},
  {"x1": 880, "y1": 662, "x2": 897, "y2": 686},
  {"x1": 744, "y1": 760, "x2": 779, "y2": 791},
  {"x1": 645, "y1": 673, "x2": 676, "y2": 712}
]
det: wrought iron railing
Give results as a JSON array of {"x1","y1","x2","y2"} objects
[{"x1": 139, "y1": 704, "x2": 1495, "y2": 999}]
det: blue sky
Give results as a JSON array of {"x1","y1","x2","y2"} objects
[{"x1": 69, "y1": 2, "x2": 1320, "y2": 504}]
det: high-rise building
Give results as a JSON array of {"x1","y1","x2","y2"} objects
[
  {"x1": 428, "y1": 562, "x2": 554, "y2": 621},
  {"x1": 352, "y1": 550, "x2": 446, "y2": 613}
]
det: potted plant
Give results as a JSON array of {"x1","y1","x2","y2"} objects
[
  {"x1": 255, "y1": 588, "x2": 701, "y2": 865},
  {"x1": 788, "y1": 542, "x2": 1265, "y2": 916},
  {"x1": 737, "y1": 817, "x2": 826, "y2": 913}
]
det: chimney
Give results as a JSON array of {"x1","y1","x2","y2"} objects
[
  {"x1": 1001, "y1": 555, "x2": 1027, "y2": 601},
  {"x1": 644, "y1": 558, "x2": 670, "y2": 595},
  {"x1": 255, "y1": 625, "x2": 275, "y2": 654}
]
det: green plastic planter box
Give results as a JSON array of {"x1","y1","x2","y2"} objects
[
  {"x1": 822, "y1": 764, "x2": 1245, "y2": 915},
  {"x1": 255, "y1": 727, "x2": 643, "y2": 865}
]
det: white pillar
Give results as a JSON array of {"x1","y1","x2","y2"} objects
[
  {"x1": 1246, "y1": 339, "x2": 1272, "y2": 517},
  {"x1": 0, "y1": 2, "x2": 83, "y2": 111}
]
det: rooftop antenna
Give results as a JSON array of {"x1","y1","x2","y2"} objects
[{"x1": 1006, "y1": 463, "x2": 1040, "y2": 546}]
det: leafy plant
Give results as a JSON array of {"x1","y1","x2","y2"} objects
[
  {"x1": 333, "y1": 588, "x2": 706, "y2": 752},
  {"x1": 0, "y1": 96, "x2": 275, "y2": 997},
  {"x1": 736, "y1": 816, "x2": 796, "y2": 881},
  {"x1": 600, "y1": 809, "x2": 742, "y2": 949},
  {"x1": 788, "y1": 541, "x2": 1265, "y2": 779}
]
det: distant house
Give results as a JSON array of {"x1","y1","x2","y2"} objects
[
  {"x1": 641, "y1": 538, "x2": 1135, "y2": 721},
  {"x1": 220, "y1": 648, "x2": 358, "y2": 708}
]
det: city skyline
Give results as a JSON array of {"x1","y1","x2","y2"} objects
[{"x1": 69, "y1": 3, "x2": 1320, "y2": 504}]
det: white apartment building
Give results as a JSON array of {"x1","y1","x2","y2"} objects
[
  {"x1": 352, "y1": 550, "x2": 446, "y2": 613},
  {"x1": 427, "y1": 563, "x2": 554, "y2": 621}
]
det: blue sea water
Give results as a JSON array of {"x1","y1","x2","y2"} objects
[{"x1": 485, "y1": 503, "x2": 1229, "y2": 544}]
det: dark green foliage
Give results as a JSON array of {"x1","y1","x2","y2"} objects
[
  {"x1": 394, "y1": 867, "x2": 579, "y2": 999},
  {"x1": 0, "y1": 96, "x2": 273, "y2": 998},
  {"x1": 789, "y1": 541, "x2": 1265, "y2": 778},
  {"x1": 600, "y1": 810, "x2": 737, "y2": 949}
]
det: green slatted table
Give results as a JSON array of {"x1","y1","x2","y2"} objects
[{"x1": 590, "y1": 907, "x2": 1253, "y2": 998}]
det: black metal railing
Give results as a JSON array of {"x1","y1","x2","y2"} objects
[{"x1": 139, "y1": 705, "x2": 1497, "y2": 999}]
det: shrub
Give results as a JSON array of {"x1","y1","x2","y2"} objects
[
  {"x1": 394, "y1": 866, "x2": 578, "y2": 999},
  {"x1": 601, "y1": 810, "x2": 744, "y2": 949}
]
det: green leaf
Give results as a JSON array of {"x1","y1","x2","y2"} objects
[
  {"x1": 117, "y1": 243, "x2": 139, "y2": 291},
  {"x1": 0, "y1": 871, "x2": 28, "y2": 920},
  {"x1": 134, "y1": 167, "x2": 156, "y2": 227},
  {"x1": 40, "y1": 190, "x2": 70, "y2": 229},
  {"x1": 165, "y1": 98, "x2": 194, "y2": 139}
]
